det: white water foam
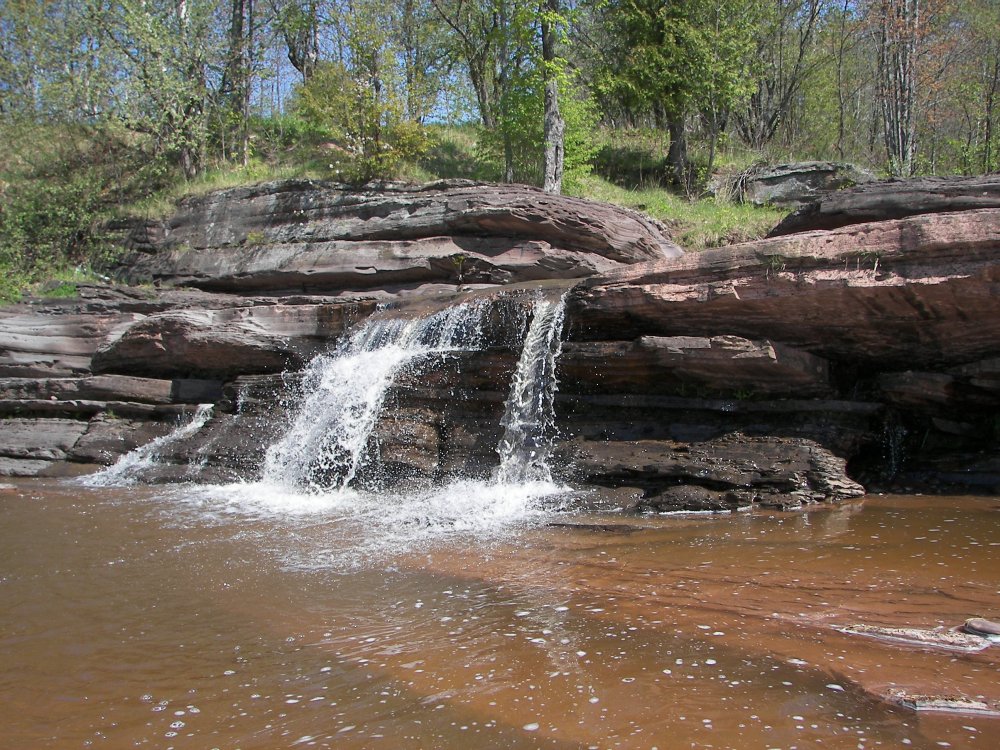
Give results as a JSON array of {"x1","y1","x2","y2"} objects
[
  {"x1": 260, "y1": 301, "x2": 491, "y2": 491},
  {"x1": 106, "y1": 293, "x2": 571, "y2": 563},
  {"x1": 82, "y1": 404, "x2": 215, "y2": 487},
  {"x1": 495, "y1": 294, "x2": 567, "y2": 485}
]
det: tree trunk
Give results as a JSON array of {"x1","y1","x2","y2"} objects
[
  {"x1": 223, "y1": 0, "x2": 252, "y2": 165},
  {"x1": 667, "y1": 118, "x2": 689, "y2": 186},
  {"x1": 875, "y1": 0, "x2": 920, "y2": 177},
  {"x1": 541, "y1": 0, "x2": 564, "y2": 194}
]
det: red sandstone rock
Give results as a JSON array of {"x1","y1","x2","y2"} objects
[{"x1": 572, "y1": 208, "x2": 1000, "y2": 368}]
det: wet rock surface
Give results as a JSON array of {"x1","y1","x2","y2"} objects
[{"x1": 1, "y1": 178, "x2": 998, "y2": 502}]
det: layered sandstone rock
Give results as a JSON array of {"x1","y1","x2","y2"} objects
[
  {"x1": 120, "y1": 180, "x2": 682, "y2": 295},
  {"x1": 769, "y1": 174, "x2": 1000, "y2": 236},
  {"x1": 1, "y1": 178, "x2": 997, "y2": 501}
]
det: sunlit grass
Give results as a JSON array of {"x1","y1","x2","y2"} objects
[{"x1": 571, "y1": 175, "x2": 784, "y2": 250}]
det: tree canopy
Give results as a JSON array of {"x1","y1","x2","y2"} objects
[{"x1": 2, "y1": 0, "x2": 999, "y2": 300}]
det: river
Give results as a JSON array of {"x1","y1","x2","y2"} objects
[{"x1": 1, "y1": 479, "x2": 997, "y2": 749}]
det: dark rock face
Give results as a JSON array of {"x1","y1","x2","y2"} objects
[
  {"x1": 120, "y1": 180, "x2": 682, "y2": 296},
  {"x1": 736, "y1": 162, "x2": 875, "y2": 208},
  {"x1": 769, "y1": 175, "x2": 1000, "y2": 236},
  {"x1": 2, "y1": 178, "x2": 997, "y2": 504},
  {"x1": 558, "y1": 434, "x2": 865, "y2": 511}
]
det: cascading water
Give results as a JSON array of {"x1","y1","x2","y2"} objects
[
  {"x1": 82, "y1": 404, "x2": 215, "y2": 486},
  {"x1": 108, "y1": 292, "x2": 572, "y2": 560},
  {"x1": 495, "y1": 294, "x2": 567, "y2": 485},
  {"x1": 260, "y1": 301, "x2": 490, "y2": 491}
]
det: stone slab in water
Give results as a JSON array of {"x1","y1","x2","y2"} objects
[
  {"x1": 838, "y1": 624, "x2": 991, "y2": 652},
  {"x1": 558, "y1": 433, "x2": 865, "y2": 511}
]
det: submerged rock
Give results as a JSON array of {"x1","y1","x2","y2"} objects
[
  {"x1": 838, "y1": 624, "x2": 991, "y2": 652},
  {"x1": 963, "y1": 617, "x2": 1000, "y2": 638},
  {"x1": 885, "y1": 690, "x2": 1000, "y2": 717}
]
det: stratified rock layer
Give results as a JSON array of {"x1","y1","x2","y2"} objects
[
  {"x1": 769, "y1": 175, "x2": 1000, "y2": 236},
  {"x1": 120, "y1": 180, "x2": 682, "y2": 295},
  {"x1": 2, "y1": 178, "x2": 998, "y2": 502}
]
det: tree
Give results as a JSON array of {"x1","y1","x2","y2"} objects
[
  {"x1": 592, "y1": 0, "x2": 761, "y2": 185},
  {"x1": 541, "y1": 0, "x2": 566, "y2": 193},
  {"x1": 221, "y1": 0, "x2": 257, "y2": 165},
  {"x1": 733, "y1": 0, "x2": 824, "y2": 151},
  {"x1": 94, "y1": 0, "x2": 219, "y2": 178},
  {"x1": 271, "y1": 0, "x2": 320, "y2": 81},
  {"x1": 872, "y1": 0, "x2": 921, "y2": 176},
  {"x1": 431, "y1": 0, "x2": 536, "y2": 179}
]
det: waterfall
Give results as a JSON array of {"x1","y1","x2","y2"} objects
[
  {"x1": 260, "y1": 301, "x2": 489, "y2": 491},
  {"x1": 260, "y1": 291, "x2": 568, "y2": 494},
  {"x1": 495, "y1": 294, "x2": 567, "y2": 485},
  {"x1": 83, "y1": 404, "x2": 214, "y2": 486},
  {"x1": 170, "y1": 293, "x2": 571, "y2": 558}
]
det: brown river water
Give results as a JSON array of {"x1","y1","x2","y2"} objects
[{"x1": 1, "y1": 479, "x2": 998, "y2": 750}]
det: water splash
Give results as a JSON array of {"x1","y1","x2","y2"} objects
[
  {"x1": 260, "y1": 301, "x2": 490, "y2": 491},
  {"x1": 495, "y1": 293, "x2": 567, "y2": 485},
  {"x1": 173, "y1": 292, "x2": 573, "y2": 560},
  {"x1": 83, "y1": 404, "x2": 214, "y2": 487}
]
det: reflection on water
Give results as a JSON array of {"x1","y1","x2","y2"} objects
[{"x1": 0, "y1": 480, "x2": 998, "y2": 749}]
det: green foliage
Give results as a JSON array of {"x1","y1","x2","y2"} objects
[
  {"x1": 0, "y1": 121, "x2": 151, "y2": 303},
  {"x1": 592, "y1": 0, "x2": 761, "y2": 125},
  {"x1": 476, "y1": 73, "x2": 600, "y2": 190},
  {"x1": 288, "y1": 58, "x2": 430, "y2": 183},
  {"x1": 418, "y1": 124, "x2": 489, "y2": 180},
  {"x1": 575, "y1": 173, "x2": 783, "y2": 250}
]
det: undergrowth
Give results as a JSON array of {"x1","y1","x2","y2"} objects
[{"x1": 1, "y1": 120, "x2": 789, "y2": 304}]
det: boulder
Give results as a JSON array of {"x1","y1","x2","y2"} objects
[
  {"x1": 118, "y1": 180, "x2": 682, "y2": 294},
  {"x1": 737, "y1": 162, "x2": 875, "y2": 208},
  {"x1": 770, "y1": 175, "x2": 1000, "y2": 236}
]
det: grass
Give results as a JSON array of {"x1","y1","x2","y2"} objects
[
  {"x1": 124, "y1": 161, "x2": 325, "y2": 220},
  {"x1": 571, "y1": 174, "x2": 785, "y2": 250},
  {"x1": 0, "y1": 119, "x2": 793, "y2": 304}
]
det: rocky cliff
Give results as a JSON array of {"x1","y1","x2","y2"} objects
[{"x1": 2, "y1": 178, "x2": 998, "y2": 509}]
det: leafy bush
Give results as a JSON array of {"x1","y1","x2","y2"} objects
[
  {"x1": 288, "y1": 62, "x2": 431, "y2": 183},
  {"x1": 0, "y1": 121, "x2": 158, "y2": 303},
  {"x1": 476, "y1": 72, "x2": 600, "y2": 191}
]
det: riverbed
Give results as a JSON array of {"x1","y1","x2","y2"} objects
[{"x1": 1, "y1": 480, "x2": 997, "y2": 749}]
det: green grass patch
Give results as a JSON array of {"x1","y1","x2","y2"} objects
[{"x1": 571, "y1": 174, "x2": 784, "y2": 250}]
